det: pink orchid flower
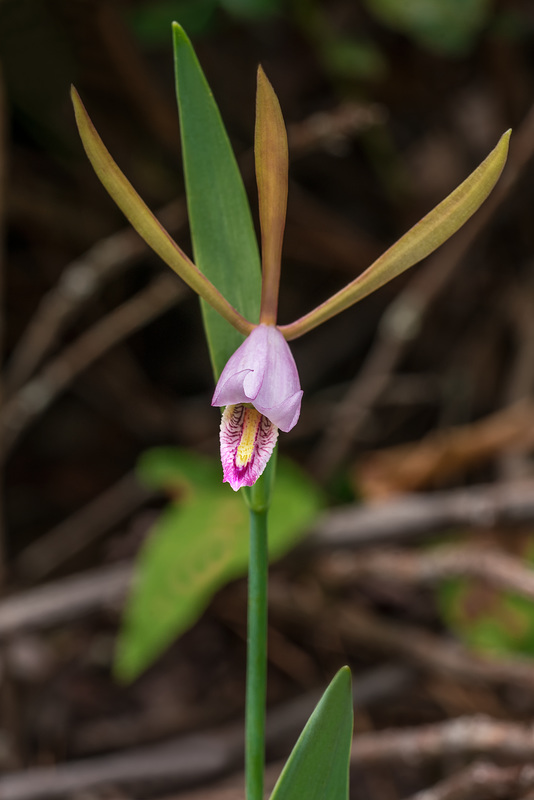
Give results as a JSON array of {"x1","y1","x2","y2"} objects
[{"x1": 212, "y1": 325, "x2": 303, "y2": 490}]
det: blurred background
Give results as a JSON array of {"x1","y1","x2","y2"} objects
[{"x1": 3, "y1": 1, "x2": 534, "y2": 798}]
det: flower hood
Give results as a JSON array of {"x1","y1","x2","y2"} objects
[{"x1": 211, "y1": 324, "x2": 302, "y2": 432}]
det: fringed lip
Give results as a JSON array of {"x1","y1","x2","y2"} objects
[{"x1": 220, "y1": 405, "x2": 279, "y2": 491}]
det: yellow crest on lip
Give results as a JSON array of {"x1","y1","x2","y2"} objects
[
  {"x1": 235, "y1": 407, "x2": 263, "y2": 467},
  {"x1": 220, "y1": 404, "x2": 279, "y2": 491}
]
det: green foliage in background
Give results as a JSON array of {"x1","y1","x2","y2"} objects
[
  {"x1": 115, "y1": 448, "x2": 322, "y2": 681},
  {"x1": 220, "y1": 0, "x2": 283, "y2": 21},
  {"x1": 439, "y1": 541, "x2": 534, "y2": 657},
  {"x1": 128, "y1": 0, "x2": 283, "y2": 45},
  {"x1": 364, "y1": 0, "x2": 492, "y2": 56},
  {"x1": 129, "y1": 0, "x2": 217, "y2": 42},
  {"x1": 321, "y1": 36, "x2": 386, "y2": 82}
]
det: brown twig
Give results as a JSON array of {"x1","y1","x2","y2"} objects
[
  {"x1": 352, "y1": 715, "x2": 534, "y2": 767},
  {"x1": 318, "y1": 544, "x2": 534, "y2": 602},
  {"x1": 406, "y1": 761, "x2": 534, "y2": 800},
  {"x1": 287, "y1": 101, "x2": 385, "y2": 157},
  {"x1": 15, "y1": 472, "x2": 157, "y2": 582},
  {"x1": 167, "y1": 762, "x2": 281, "y2": 800},
  {"x1": 0, "y1": 726, "x2": 244, "y2": 800},
  {"x1": 0, "y1": 562, "x2": 132, "y2": 640},
  {"x1": 355, "y1": 401, "x2": 534, "y2": 499},
  {"x1": 339, "y1": 605, "x2": 534, "y2": 690},
  {"x1": 311, "y1": 98, "x2": 534, "y2": 480},
  {"x1": 309, "y1": 478, "x2": 534, "y2": 550},
  {"x1": 1, "y1": 272, "x2": 184, "y2": 460},
  {"x1": 4, "y1": 198, "x2": 187, "y2": 395},
  {"x1": 269, "y1": 585, "x2": 534, "y2": 692}
]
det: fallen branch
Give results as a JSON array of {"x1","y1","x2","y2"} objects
[
  {"x1": 15, "y1": 471, "x2": 157, "y2": 581},
  {"x1": 318, "y1": 544, "x2": 534, "y2": 601},
  {"x1": 338, "y1": 605, "x2": 534, "y2": 691},
  {"x1": 406, "y1": 760, "x2": 534, "y2": 800},
  {"x1": 269, "y1": 587, "x2": 534, "y2": 692},
  {"x1": 310, "y1": 479, "x2": 534, "y2": 549},
  {"x1": 0, "y1": 727, "x2": 243, "y2": 800},
  {"x1": 352, "y1": 715, "x2": 534, "y2": 766},
  {"x1": 4, "y1": 199, "x2": 187, "y2": 395},
  {"x1": 355, "y1": 401, "x2": 534, "y2": 498},
  {"x1": 0, "y1": 562, "x2": 132, "y2": 639},
  {"x1": 1, "y1": 272, "x2": 184, "y2": 459}
]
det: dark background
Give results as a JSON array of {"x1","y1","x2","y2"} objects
[{"x1": 3, "y1": 1, "x2": 534, "y2": 798}]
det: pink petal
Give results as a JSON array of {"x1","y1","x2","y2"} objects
[
  {"x1": 212, "y1": 368, "x2": 254, "y2": 407},
  {"x1": 256, "y1": 389, "x2": 303, "y2": 433},
  {"x1": 212, "y1": 325, "x2": 302, "y2": 433},
  {"x1": 220, "y1": 404, "x2": 278, "y2": 491}
]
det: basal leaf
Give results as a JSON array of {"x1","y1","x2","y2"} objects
[
  {"x1": 172, "y1": 23, "x2": 262, "y2": 378},
  {"x1": 270, "y1": 667, "x2": 353, "y2": 800},
  {"x1": 114, "y1": 449, "x2": 321, "y2": 681}
]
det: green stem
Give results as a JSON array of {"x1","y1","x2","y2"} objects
[{"x1": 246, "y1": 505, "x2": 269, "y2": 800}]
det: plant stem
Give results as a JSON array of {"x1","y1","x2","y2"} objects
[{"x1": 246, "y1": 505, "x2": 269, "y2": 800}]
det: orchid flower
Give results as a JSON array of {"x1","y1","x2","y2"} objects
[
  {"x1": 211, "y1": 68, "x2": 300, "y2": 490},
  {"x1": 71, "y1": 51, "x2": 511, "y2": 493},
  {"x1": 212, "y1": 324, "x2": 303, "y2": 489}
]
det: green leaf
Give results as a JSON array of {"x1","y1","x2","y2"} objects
[
  {"x1": 173, "y1": 23, "x2": 262, "y2": 378},
  {"x1": 282, "y1": 128, "x2": 511, "y2": 339},
  {"x1": 114, "y1": 449, "x2": 321, "y2": 681},
  {"x1": 270, "y1": 667, "x2": 353, "y2": 800},
  {"x1": 439, "y1": 576, "x2": 534, "y2": 658}
]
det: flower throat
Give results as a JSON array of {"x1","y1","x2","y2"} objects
[{"x1": 235, "y1": 407, "x2": 263, "y2": 468}]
